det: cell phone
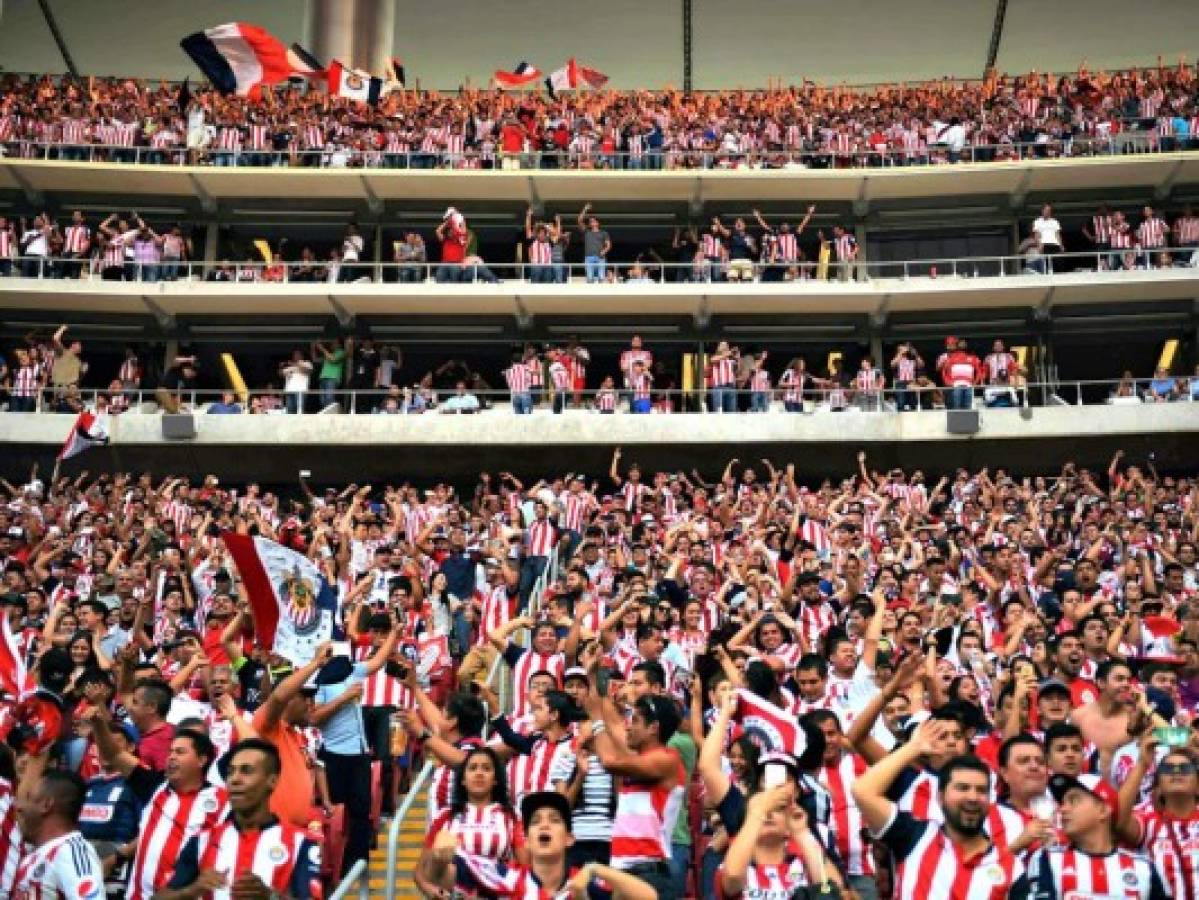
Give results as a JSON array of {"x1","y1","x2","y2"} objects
[
  {"x1": 299, "y1": 469, "x2": 312, "y2": 479},
  {"x1": 596, "y1": 667, "x2": 612, "y2": 697},
  {"x1": 763, "y1": 763, "x2": 787, "y2": 789},
  {"x1": 1154, "y1": 726, "x2": 1190, "y2": 748}
]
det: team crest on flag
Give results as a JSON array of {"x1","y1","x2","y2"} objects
[
  {"x1": 222, "y1": 533, "x2": 338, "y2": 665},
  {"x1": 734, "y1": 688, "x2": 808, "y2": 757}
]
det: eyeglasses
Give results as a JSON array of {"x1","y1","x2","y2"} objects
[{"x1": 1159, "y1": 762, "x2": 1197, "y2": 776}]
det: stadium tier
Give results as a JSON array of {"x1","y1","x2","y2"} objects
[{"x1": 2, "y1": 5, "x2": 1199, "y2": 899}]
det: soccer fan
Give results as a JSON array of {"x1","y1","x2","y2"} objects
[
  {"x1": 1012, "y1": 773, "x2": 1169, "y2": 900},
  {"x1": 424, "y1": 790, "x2": 655, "y2": 899},
  {"x1": 852, "y1": 718, "x2": 1023, "y2": 899},
  {"x1": 158, "y1": 739, "x2": 323, "y2": 899},
  {"x1": 12, "y1": 765, "x2": 105, "y2": 900}
]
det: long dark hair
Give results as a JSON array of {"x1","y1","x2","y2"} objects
[{"x1": 449, "y1": 746, "x2": 511, "y2": 817}]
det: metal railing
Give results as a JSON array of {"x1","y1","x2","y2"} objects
[
  {"x1": 1, "y1": 133, "x2": 1194, "y2": 171},
  {"x1": 379, "y1": 531, "x2": 566, "y2": 900},
  {"x1": 3, "y1": 248, "x2": 1198, "y2": 285},
  {"x1": 328, "y1": 859, "x2": 370, "y2": 900},
  {"x1": 20, "y1": 378, "x2": 1199, "y2": 418}
]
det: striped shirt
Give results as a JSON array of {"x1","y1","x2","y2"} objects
[
  {"x1": 525, "y1": 519, "x2": 557, "y2": 558},
  {"x1": 779, "y1": 368, "x2": 807, "y2": 403},
  {"x1": 709, "y1": 355, "x2": 737, "y2": 387},
  {"x1": 1021, "y1": 845, "x2": 1166, "y2": 900},
  {"x1": 1138, "y1": 216, "x2": 1168, "y2": 248},
  {"x1": 821, "y1": 752, "x2": 875, "y2": 877},
  {"x1": 596, "y1": 388, "x2": 617, "y2": 411},
  {"x1": 504, "y1": 363, "x2": 532, "y2": 394},
  {"x1": 174, "y1": 816, "x2": 319, "y2": 900},
  {"x1": 876, "y1": 809, "x2": 1021, "y2": 900},
  {"x1": 13, "y1": 831, "x2": 103, "y2": 900},
  {"x1": 503, "y1": 646, "x2": 565, "y2": 719},
  {"x1": 63, "y1": 224, "x2": 90, "y2": 254},
  {"x1": 1135, "y1": 809, "x2": 1199, "y2": 900},
  {"x1": 507, "y1": 732, "x2": 573, "y2": 807},
  {"x1": 630, "y1": 370, "x2": 653, "y2": 402},
  {"x1": 0, "y1": 779, "x2": 21, "y2": 896},
  {"x1": 127, "y1": 781, "x2": 229, "y2": 899},
  {"x1": 548, "y1": 736, "x2": 614, "y2": 841},
  {"x1": 610, "y1": 748, "x2": 686, "y2": 869},
  {"x1": 427, "y1": 803, "x2": 522, "y2": 861},
  {"x1": 429, "y1": 737, "x2": 485, "y2": 825},
  {"x1": 1091, "y1": 213, "x2": 1112, "y2": 244},
  {"x1": 1176, "y1": 215, "x2": 1199, "y2": 244}
]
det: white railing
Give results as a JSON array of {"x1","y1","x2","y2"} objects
[
  {"x1": 3, "y1": 249, "x2": 1197, "y2": 285},
  {"x1": 0, "y1": 132, "x2": 1186, "y2": 170}
]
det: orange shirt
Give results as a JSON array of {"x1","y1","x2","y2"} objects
[{"x1": 252, "y1": 705, "x2": 315, "y2": 828}]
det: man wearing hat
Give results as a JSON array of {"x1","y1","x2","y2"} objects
[
  {"x1": 425, "y1": 790, "x2": 655, "y2": 899},
  {"x1": 1010, "y1": 773, "x2": 1168, "y2": 899}
]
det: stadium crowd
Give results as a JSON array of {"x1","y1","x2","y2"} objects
[
  {"x1": 0, "y1": 447, "x2": 1196, "y2": 898},
  {"x1": 2, "y1": 60, "x2": 1199, "y2": 169},
  {"x1": 8, "y1": 328, "x2": 1199, "y2": 419}
]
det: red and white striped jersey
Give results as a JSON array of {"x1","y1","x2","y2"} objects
[
  {"x1": 0, "y1": 779, "x2": 21, "y2": 896},
  {"x1": 528, "y1": 238, "x2": 552, "y2": 266},
  {"x1": 246, "y1": 124, "x2": 270, "y2": 150},
  {"x1": 833, "y1": 233, "x2": 857, "y2": 261},
  {"x1": 302, "y1": 125, "x2": 325, "y2": 150},
  {"x1": 560, "y1": 492, "x2": 593, "y2": 533},
  {"x1": 361, "y1": 662, "x2": 415, "y2": 708},
  {"x1": 506, "y1": 647, "x2": 566, "y2": 718},
  {"x1": 779, "y1": 368, "x2": 807, "y2": 403},
  {"x1": 427, "y1": 803, "x2": 523, "y2": 861},
  {"x1": 429, "y1": 737, "x2": 485, "y2": 825},
  {"x1": 507, "y1": 733, "x2": 573, "y2": 806},
  {"x1": 548, "y1": 361, "x2": 571, "y2": 391},
  {"x1": 796, "y1": 601, "x2": 836, "y2": 649},
  {"x1": 878, "y1": 809, "x2": 1021, "y2": 900},
  {"x1": 1176, "y1": 215, "x2": 1199, "y2": 244},
  {"x1": 609, "y1": 749, "x2": 686, "y2": 869},
  {"x1": 630, "y1": 371, "x2": 653, "y2": 402},
  {"x1": 596, "y1": 388, "x2": 617, "y2": 411},
  {"x1": 12, "y1": 831, "x2": 103, "y2": 900},
  {"x1": 776, "y1": 231, "x2": 799, "y2": 260},
  {"x1": 128, "y1": 782, "x2": 230, "y2": 899},
  {"x1": 186, "y1": 816, "x2": 320, "y2": 900},
  {"x1": 525, "y1": 519, "x2": 557, "y2": 557},
  {"x1": 1091, "y1": 213, "x2": 1112, "y2": 243},
  {"x1": 1138, "y1": 216, "x2": 1168, "y2": 248},
  {"x1": 162, "y1": 499, "x2": 193, "y2": 533},
  {"x1": 821, "y1": 752, "x2": 875, "y2": 876},
  {"x1": 701, "y1": 233, "x2": 723, "y2": 258},
  {"x1": 476, "y1": 585, "x2": 513, "y2": 649},
  {"x1": 12, "y1": 363, "x2": 42, "y2": 397},
  {"x1": 1135, "y1": 808, "x2": 1199, "y2": 900},
  {"x1": 715, "y1": 854, "x2": 811, "y2": 898},
  {"x1": 216, "y1": 126, "x2": 242, "y2": 151},
  {"x1": 1022, "y1": 845, "x2": 1166, "y2": 900},
  {"x1": 504, "y1": 363, "x2": 532, "y2": 394},
  {"x1": 60, "y1": 118, "x2": 89, "y2": 145},
  {"x1": 709, "y1": 355, "x2": 737, "y2": 387},
  {"x1": 525, "y1": 359, "x2": 543, "y2": 388},
  {"x1": 750, "y1": 367, "x2": 771, "y2": 392},
  {"x1": 62, "y1": 224, "x2": 90, "y2": 254},
  {"x1": 1110, "y1": 221, "x2": 1134, "y2": 249},
  {"x1": 984, "y1": 352, "x2": 1017, "y2": 381},
  {"x1": 0, "y1": 226, "x2": 13, "y2": 258},
  {"x1": 620, "y1": 348, "x2": 654, "y2": 374}
]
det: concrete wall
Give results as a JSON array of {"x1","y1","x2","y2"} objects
[
  {"x1": 1, "y1": 403, "x2": 1195, "y2": 483},
  {"x1": 1, "y1": 0, "x2": 1189, "y2": 88}
]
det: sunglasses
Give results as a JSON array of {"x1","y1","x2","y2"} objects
[{"x1": 1159, "y1": 762, "x2": 1197, "y2": 776}]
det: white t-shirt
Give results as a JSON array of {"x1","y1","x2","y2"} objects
[
  {"x1": 21, "y1": 229, "x2": 48, "y2": 257},
  {"x1": 342, "y1": 234, "x2": 364, "y2": 262},
  {"x1": 283, "y1": 361, "x2": 312, "y2": 393},
  {"x1": 1033, "y1": 216, "x2": 1062, "y2": 247}
]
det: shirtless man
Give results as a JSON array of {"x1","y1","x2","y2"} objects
[{"x1": 1072, "y1": 659, "x2": 1156, "y2": 759}]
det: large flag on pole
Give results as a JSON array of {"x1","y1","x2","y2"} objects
[
  {"x1": 494, "y1": 61, "x2": 542, "y2": 89},
  {"x1": 222, "y1": 533, "x2": 338, "y2": 665},
  {"x1": 734, "y1": 688, "x2": 808, "y2": 757},
  {"x1": 545, "y1": 58, "x2": 579, "y2": 98},
  {"x1": 181, "y1": 23, "x2": 321, "y2": 96},
  {"x1": 58, "y1": 411, "x2": 108, "y2": 461}
]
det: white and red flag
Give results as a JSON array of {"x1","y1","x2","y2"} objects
[
  {"x1": 58, "y1": 411, "x2": 108, "y2": 461},
  {"x1": 494, "y1": 61, "x2": 542, "y2": 89},
  {"x1": 181, "y1": 23, "x2": 322, "y2": 97},
  {"x1": 222, "y1": 533, "x2": 337, "y2": 665},
  {"x1": 734, "y1": 688, "x2": 809, "y2": 757}
]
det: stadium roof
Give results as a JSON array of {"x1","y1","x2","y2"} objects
[{"x1": 0, "y1": 0, "x2": 1195, "y2": 90}]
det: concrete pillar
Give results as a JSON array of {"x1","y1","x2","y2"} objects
[
  {"x1": 306, "y1": 0, "x2": 394, "y2": 74},
  {"x1": 203, "y1": 222, "x2": 219, "y2": 265},
  {"x1": 354, "y1": 0, "x2": 395, "y2": 75},
  {"x1": 855, "y1": 221, "x2": 868, "y2": 279},
  {"x1": 305, "y1": 0, "x2": 355, "y2": 69}
]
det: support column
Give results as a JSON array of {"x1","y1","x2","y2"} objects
[
  {"x1": 682, "y1": 0, "x2": 693, "y2": 93},
  {"x1": 203, "y1": 222, "x2": 219, "y2": 265},
  {"x1": 354, "y1": 0, "x2": 395, "y2": 75},
  {"x1": 305, "y1": 0, "x2": 354, "y2": 70},
  {"x1": 855, "y1": 221, "x2": 869, "y2": 280}
]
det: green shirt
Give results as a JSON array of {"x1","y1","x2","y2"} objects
[
  {"x1": 319, "y1": 348, "x2": 346, "y2": 382},
  {"x1": 669, "y1": 730, "x2": 697, "y2": 846}
]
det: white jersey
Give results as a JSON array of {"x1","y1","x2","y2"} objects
[{"x1": 13, "y1": 831, "x2": 104, "y2": 900}]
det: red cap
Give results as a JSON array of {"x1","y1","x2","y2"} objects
[{"x1": 1049, "y1": 773, "x2": 1118, "y2": 821}]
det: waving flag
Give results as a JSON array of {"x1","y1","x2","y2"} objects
[
  {"x1": 576, "y1": 63, "x2": 609, "y2": 90},
  {"x1": 58, "y1": 411, "x2": 108, "y2": 461},
  {"x1": 0, "y1": 615, "x2": 28, "y2": 700},
  {"x1": 494, "y1": 61, "x2": 541, "y2": 89},
  {"x1": 327, "y1": 60, "x2": 385, "y2": 104},
  {"x1": 545, "y1": 59, "x2": 579, "y2": 98},
  {"x1": 181, "y1": 23, "x2": 320, "y2": 97},
  {"x1": 734, "y1": 688, "x2": 808, "y2": 757},
  {"x1": 222, "y1": 533, "x2": 338, "y2": 665}
]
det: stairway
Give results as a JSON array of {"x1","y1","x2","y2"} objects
[{"x1": 365, "y1": 778, "x2": 428, "y2": 899}]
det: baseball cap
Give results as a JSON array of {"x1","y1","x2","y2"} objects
[
  {"x1": 520, "y1": 791, "x2": 572, "y2": 831},
  {"x1": 562, "y1": 667, "x2": 589, "y2": 686},
  {"x1": 1049, "y1": 773, "x2": 1118, "y2": 821},
  {"x1": 1037, "y1": 678, "x2": 1072, "y2": 699}
]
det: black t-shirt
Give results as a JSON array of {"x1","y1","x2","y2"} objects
[
  {"x1": 160, "y1": 365, "x2": 196, "y2": 392},
  {"x1": 236, "y1": 658, "x2": 267, "y2": 711}
]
